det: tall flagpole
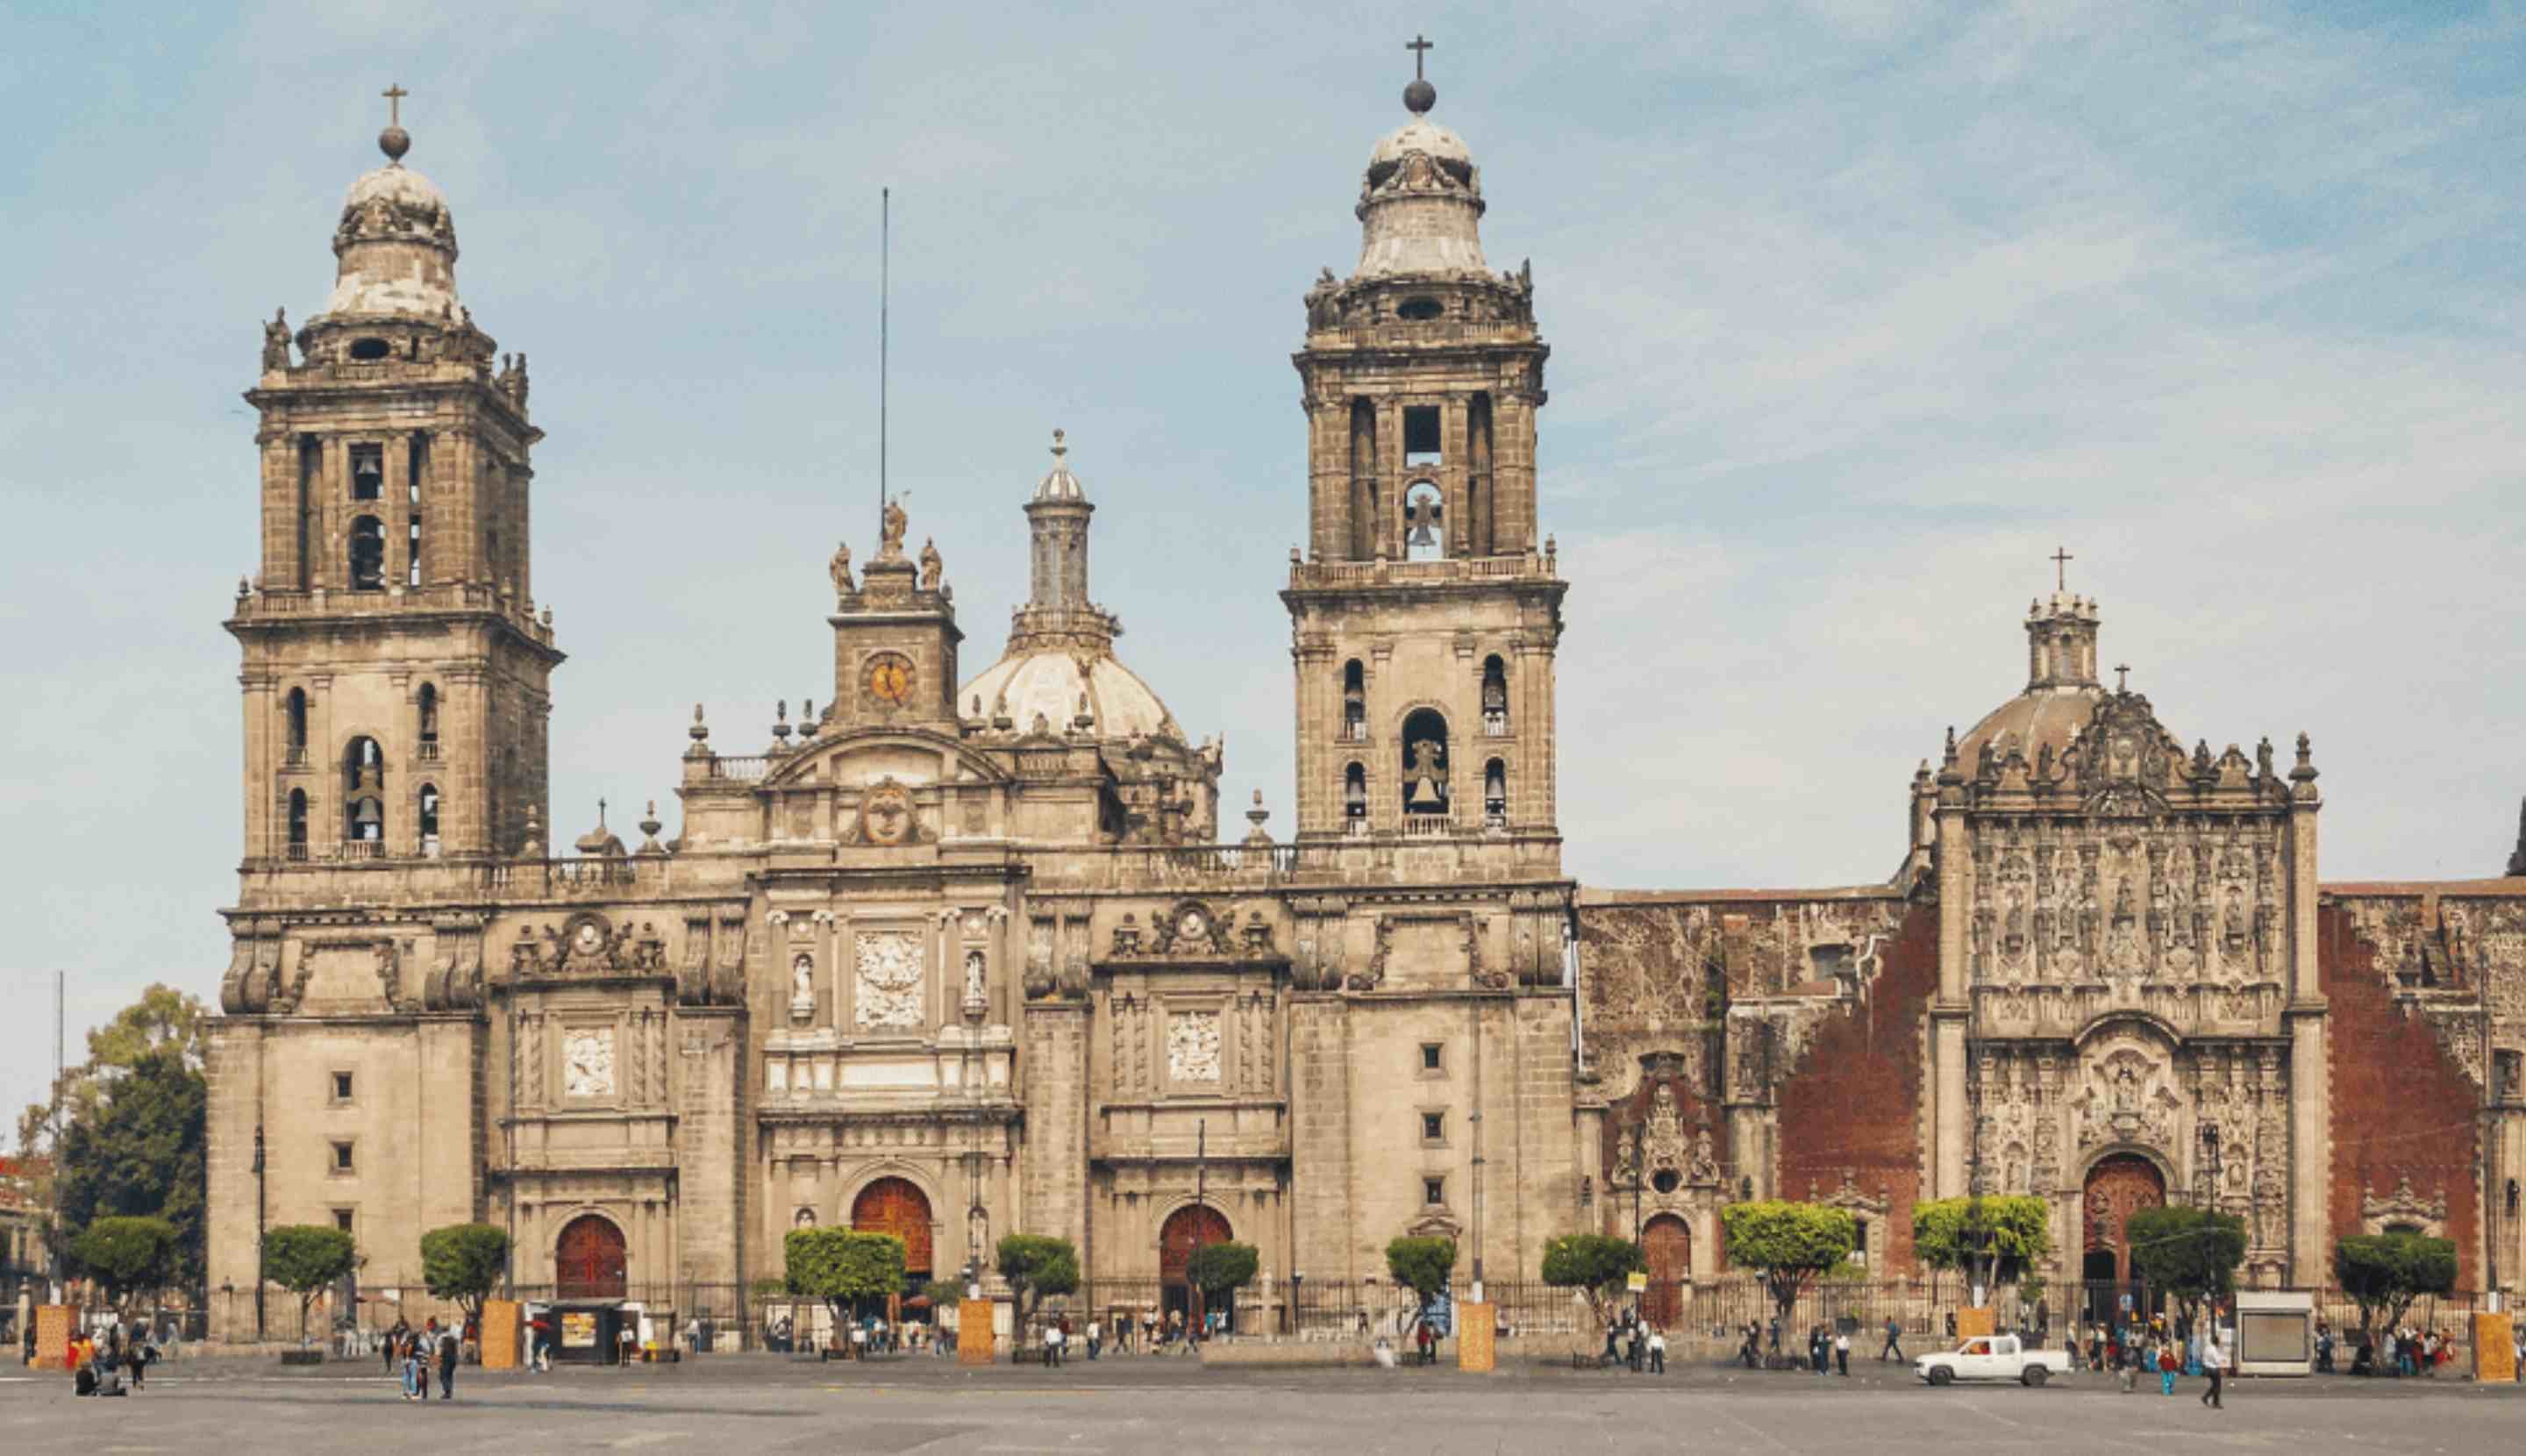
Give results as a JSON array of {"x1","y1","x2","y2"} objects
[{"x1": 881, "y1": 187, "x2": 889, "y2": 534}]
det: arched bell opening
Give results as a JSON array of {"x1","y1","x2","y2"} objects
[{"x1": 1400, "y1": 709, "x2": 1450, "y2": 817}]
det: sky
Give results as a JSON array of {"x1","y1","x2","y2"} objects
[{"x1": 4, "y1": 1, "x2": 2523, "y2": 1138}]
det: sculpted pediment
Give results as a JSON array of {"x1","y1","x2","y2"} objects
[{"x1": 759, "y1": 727, "x2": 1010, "y2": 792}]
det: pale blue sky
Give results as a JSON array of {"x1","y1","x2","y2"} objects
[{"x1": 5, "y1": 1, "x2": 2523, "y2": 1131}]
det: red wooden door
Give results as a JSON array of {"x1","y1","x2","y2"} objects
[
  {"x1": 1159, "y1": 1204, "x2": 1233, "y2": 1286},
  {"x1": 1642, "y1": 1215, "x2": 1691, "y2": 1327},
  {"x1": 852, "y1": 1176, "x2": 934, "y2": 1275},
  {"x1": 555, "y1": 1214, "x2": 626, "y2": 1300},
  {"x1": 2083, "y1": 1153, "x2": 2165, "y2": 1285}
]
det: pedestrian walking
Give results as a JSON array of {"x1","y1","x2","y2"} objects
[
  {"x1": 416, "y1": 1318, "x2": 438, "y2": 1400},
  {"x1": 1648, "y1": 1327, "x2": 1666, "y2": 1374},
  {"x1": 398, "y1": 1328, "x2": 420, "y2": 1401},
  {"x1": 1878, "y1": 1315, "x2": 1903, "y2": 1362},
  {"x1": 1087, "y1": 1318, "x2": 1102, "y2": 1360},
  {"x1": 2200, "y1": 1332, "x2": 2226, "y2": 1410},
  {"x1": 2157, "y1": 1342, "x2": 2179, "y2": 1396},
  {"x1": 1834, "y1": 1329, "x2": 1851, "y2": 1376},
  {"x1": 438, "y1": 1322, "x2": 458, "y2": 1400},
  {"x1": 1045, "y1": 1319, "x2": 1064, "y2": 1367},
  {"x1": 1418, "y1": 1318, "x2": 1438, "y2": 1367}
]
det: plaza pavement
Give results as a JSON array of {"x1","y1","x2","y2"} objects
[{"x1": 2, "y1": 1350, "x2": 2515, "y2": 1453}]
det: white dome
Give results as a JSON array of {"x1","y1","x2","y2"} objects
[
  {"x1": 345, "y1": 162, "x2": 448, "y2": 212},
  {"x1": 961, "y1": 648, "x2": 1179, "y2": 741},
  {"x1": 320, "y1": 163, "x2": 460, "y2": 321},
  {"x1": 1370, "y1": 116, "x2": 1471, "y2": 169}
]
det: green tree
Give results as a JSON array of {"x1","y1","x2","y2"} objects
[
  {"x1": 2334, "y1": 1233, "x2": 2458, "y2": 1346},
  {"x1": 1186, "y1": 1240, "x2": 1259, "y2": 1331},
  {"x1": 784, "y1": 1228, "x2": 907, "y2": 1332},
  {"x1": 995, "y1": 1233, "x2": 1081, "y2": 1346},
  {"x1": 1385, "y1": 1235, "x2": 1458, "y2": 1320},
  {"x1": 2124, "y1": 1205, "x2": 2246, "y2": 1326},
  {"x1": 1721, "y1": 1201, "x2": 1858, "y2": 1328},
  {"x1": 1541, "y1": 1232, "x2": 1642, "y2": 1325},
  {"x1": 1912, "y1": 1195, "x2": 2050, "y2": 1299},
  {"x1": 420, "y1": 1223, "x2": 511, "y2": 1321},
  {"x1": 69, "y1": 1215, "x2": 177, "y2": 1310},
  {"x1": 54, "y1": 1045, "x2": 208, "y2": 1293},
  {"x1": 263, "y1": 1224, "x2": 357, "y2": 1344}
]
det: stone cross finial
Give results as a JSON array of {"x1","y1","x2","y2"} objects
[
  {"x1": 2051, "y1": 546, "x2": 2074, "y2": 592},
  {"x1": 382, "y1": 83, "x2": 409, "y2": 126},
  {"x1": 2115, "y1": 663, "x2": 2130, "y2": 693},
  {"x1": 1406, "y1": 34, "x2": 1433, "y2": 78}
]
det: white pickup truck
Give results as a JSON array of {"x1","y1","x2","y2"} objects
[{"x1": 1915, "y1": 1333, "x2": 2074, "y2": 1387}]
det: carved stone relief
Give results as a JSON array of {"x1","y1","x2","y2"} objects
[
  {"x1": 854, "y1": 931, "x2": 924, "y2": 1031},
  {"x1": 1167, "y1": 1010, "x2": 1222, "y2": 1084}
]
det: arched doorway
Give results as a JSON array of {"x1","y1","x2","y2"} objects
[
  {"x1": 2083, "y1": 1153, "x2": 2165, "y2": 1323},
  {"x1": 1159, "y1": 1203, "x2": 1233, "y2": 1334},
  {"x1": 1641, "y1": 1214, "x2": 1691, "y2": 1328},
  {"x1": 555, "y1": 1214, "x2": 626, "y2": 1301},
  {"x1": 850, "y1": 1176, "x2": 934, "y2": 1279}
]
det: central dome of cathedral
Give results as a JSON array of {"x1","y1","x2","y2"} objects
[{"x1": 961, "y1": 649, "x2": 1181, "y2": 743}]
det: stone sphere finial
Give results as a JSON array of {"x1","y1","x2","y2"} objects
[
  {"x1": 379, "y1": 125, "x2": 410, "y2": 164},
  {"x1": 1403, "y1": 78, "x2": 1436, "y2": 115}
]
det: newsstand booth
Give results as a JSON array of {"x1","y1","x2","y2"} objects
[
  {"x1": 547, "y1": 1301, "x2": 653, "y2": 1365},
  {"x1": 2234, "y1": 1290, "x2": 2313, "y2": 1376}
]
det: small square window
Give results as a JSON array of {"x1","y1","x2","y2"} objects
[
  {"x1": 1422, "y1": 1112, "x2": 1445, "y2": 1142},
  {"x1": 1419, "y1": 1043, "x2": 1444, "y2": 1073},
  {"x1": 331, "y1": 1071, "x2": 354, "y2": 1103},
  {"x1": 332, "y1": 1208, "x2": 355, "y2": 1234},
  {"x1": 1424, "y1": 1177, "x2": 1445, "y2": 1207},
  {"x1": 331, "y1": 1140, "x2": 355, "y2": 1173}
]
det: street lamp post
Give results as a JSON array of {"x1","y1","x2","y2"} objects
[{"x1": 253, "y1": 1124, "x2": 268, "y2": 1341}]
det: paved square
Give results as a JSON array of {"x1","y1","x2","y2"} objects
[{"x1": 3, "y1": 1355, "x2": 2517, "y2": 1454}]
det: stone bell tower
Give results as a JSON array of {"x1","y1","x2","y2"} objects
[
  {"x1": 230, "y1": 94, "x2": 560, "y2": 866},
  {"x1": 1282, "y1": 54, "x2": 1566, "y2": 859}
]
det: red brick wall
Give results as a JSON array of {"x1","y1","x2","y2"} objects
[
  {"x1": 2321, "y1": 901, "x2": 2480, "y2": 1288},
  {"x1": 1773, "y1": 901, "x2": 1940, "y2": 1272}
]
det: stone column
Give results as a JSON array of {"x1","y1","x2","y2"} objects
[{"x1": 2285, "y1": 789, "x2": 2328, "y2": 1282}]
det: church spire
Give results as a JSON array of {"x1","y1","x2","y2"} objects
[{"x1": 1011, "y1": 429, "x2": 1117, "y2": 653}]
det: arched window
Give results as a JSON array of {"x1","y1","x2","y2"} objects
[
  {"x1": 1481, "y1": 655, "x2": 1509, "y2": 735},
  {"x1": 1402, "y1": 481, "x2": 1445, "y2": 562},
  {"x1": 417, "y1": 783, "x2": 441, "y2": 857},
  {"x1": 1344, "y1": 761, "x2": 1369, "y2": 833},
  {"x1": 347, "y1": 515, "x2": 386, "y2": 590},
  {"x1": 1400, "y1": 708, "x2": 1450, "y2": 817},
  {"x1": 1483, "y1": 757, "x2": 1507, "y2": 826},
  {"x1": 343, "y1": 737, "x2": 385, "y2": 844},
  {"x1": 287, "y1": 789, "x2": 310, "y2": 860},
  {"x1": 417, "y1": 683, "x2": 439, "y2": 756},
  {"x1": 284, "y1": 687, "x2": 309, "y2": 762},
  {"x1": 350, "y1": 443, "x2": 383, "y2": 501},
  {"x1": 1341, "y1": 660, "x2": 1366, "y2": 741}
]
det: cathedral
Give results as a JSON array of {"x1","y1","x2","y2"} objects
[{"x1": 205, "y1": 70, "x2": 2526, "y2": 1339}]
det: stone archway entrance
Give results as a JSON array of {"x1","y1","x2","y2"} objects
[
  {"x1": 1642, "y1": 1214, "x2": 1690, "y2": 1328},
  {"x1": 555, "y1": 1214, "x2": 626, "y2": 1301},
  {"x1": 1160, "y1": 1204, "x2": 1233, "y2": 1334},
  {"x1": 851, "y1": 1177, "x2": 935, "y2": 1279},
  {"x1": 2082, "y1": 1154, "x2": 2164, "y2": 1323}
]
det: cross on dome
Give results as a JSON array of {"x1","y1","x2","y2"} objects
[
  {"x1": 378, "y1": 81, "x2": 412, "y2": 163},
  {"x1": 1402, "y1": 34, "x2": 1438, "y2": 114},
  {"x1": 2051, "y1": 545, "x2": 2073, "y2": 592}
]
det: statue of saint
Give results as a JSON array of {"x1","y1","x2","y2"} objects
[
  {"x1": 918, "y1": 537, "x2": 943, "y2": 590},
  {"x1": 828, "y1": 539, "x2": 853, "y2": 596},
  {"x1": 880, "y1": 496, "x2": 909, "y2": 558},
  {"x1": 262, "y1": 308, "x2": 291, "y2": 370},
  {"x1": 2112, "y1": 1064, "x2": 2138, "y2": 1113}
]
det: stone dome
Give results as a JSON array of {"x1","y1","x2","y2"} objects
[
  {"x1": 1955, "y1": 683, "x2": 2105, "y2": 769},
  {"x1": 1368, "y1": 114, "x2": 1472, "y2": 172},
  {"x1": 319, "y1": 160, "x2": 461, "y2": 321},
  {"x1": 1035, "y1": 429, "x2": 1086, "y2": 502},
  {"x1": 961, "y1": 648, "x2": 1180, "y2": 742}
]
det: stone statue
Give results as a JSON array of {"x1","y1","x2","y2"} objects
[
  {"x1": 2112, "y1": 1063, "x2": 2138, "y2": 1113},
  {"x1": 791, "y1": 953, "x2": 813, "y2": 1003},
  {"x1": 261, "y1": 308, "x2": 291, "y2": 370},
  {"x1": 828, "y1": 539, "x2": 853, "y2": 595},
  {"x1": 880, "y1": 496, "x2": 909, "y2": 559},
  {"x1": 918, "y1": 537, "x2": 943, "y2": 590}
]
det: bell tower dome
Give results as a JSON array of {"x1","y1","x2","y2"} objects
[
  {"x1": 1282, "y1": 50, "x2": 1565, "y2": 857},
  {"x1": 230, "y1": 92, "x2": 560, "y2": 867}
]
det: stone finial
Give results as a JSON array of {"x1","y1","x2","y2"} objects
[
  {"x1": 1244, "y1": 789, "x2": 1274, "y2": 846},
  {"x1": 2509, "y1": 795, "x2": 2526, "y2": 878}
]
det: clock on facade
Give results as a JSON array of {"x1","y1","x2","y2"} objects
[{"x1": 866, "y1": 653, "x2": 916, "y2": 707}]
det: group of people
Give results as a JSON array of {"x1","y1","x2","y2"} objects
[
  {"x1": 382, "y1": 1317, "x2": 460, "y2": 1401},
  {"x1": 66, "y1": 1321, "x2": 156, "y2": 1396},
  {"x1": 1599, "y1": 1309, "x2": 1668, "y2": 1373},
  {"x1": 2341, "y1": 1322, "x2": 2461, "y2": 1376}
]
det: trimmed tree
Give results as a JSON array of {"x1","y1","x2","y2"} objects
[
  {"x1": 1541, "y1": 1232, "x2": 1642, "y2": 1327},
  {"x1": 995, "y1": 1233, "x2": 1081, "y2": 1347},
  {"x1": 2334, "y1": 1233, "x2": 2458, "y2": 1347},
  {"x1": 1721, "y1": 1201, "x2": 1858, "y2": 1331},
  {"x1": 1386, "y1": 1235, "x2": 1458, "y2": 1328},
  {"x1": 263, "y1": 1224, "x2": 357, "y2": 1345},
  {"x1": 70, "y1": 1215, "x2": 178, "y2": 1311},
  {"x1": 420, "y1": 1223, "x2": 511, "y2": 1322},
  {"x1": 784, "y1": 1228, "x2": 907, "y2": 1339},
  {"x1": 2124, "y1": 1205, "x2": 2246, "y2": 1328},
  {"x1": 1185, "y1": 1241, "x2": 1259, "y2": 1331},
  {"x1": 1912, "y1": 1195, "x2": 2050, "y2": 1302}
]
